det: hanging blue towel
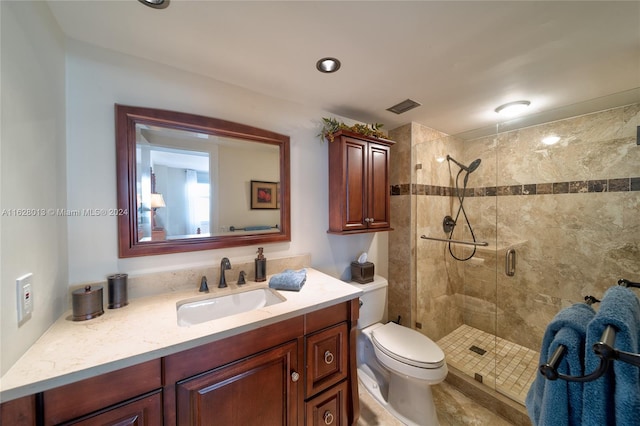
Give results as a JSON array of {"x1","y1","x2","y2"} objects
[
  {"x1": 582, "y1": 286, "x2": 640, "y2": 426},
  {"x1": 526, "y1": 303, "x2": 595, "y2": 425},
  {"x1": 268, "y1": 269, "x2": 307, "y2": 291}
]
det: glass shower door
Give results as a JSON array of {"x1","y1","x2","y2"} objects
[
  {"x1": 493, "y1": 102, "x2": 640, "y2": 404},
  {"x1": 413, "y1": 129, "x2": 499, "y2": 397}
]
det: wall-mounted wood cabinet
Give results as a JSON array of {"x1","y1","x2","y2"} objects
[{"x1": 328, "y1": 130, "x2": 395, "y2": 234}]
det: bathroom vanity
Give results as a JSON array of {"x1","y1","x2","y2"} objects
[{"x1": 0, "y1": 269, "x2": 361, "y2": 426}]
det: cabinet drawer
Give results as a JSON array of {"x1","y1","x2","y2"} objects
[
  {"x1": 61, "y1": 390, "x2": 162, "y2": 426},
  {"x1": 43, "y1": 359, "x2": 161, "y2": 425},
  {"x1": 305, "y1": 323, "x2": 348, "y2": 397},
  {"x1": 305, "y1": 381, "x2": 348, "y2": 426}
]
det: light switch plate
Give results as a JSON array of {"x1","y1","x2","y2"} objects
[{"x1": 16, "y1": 273, "x2": 33, "y2": 324}]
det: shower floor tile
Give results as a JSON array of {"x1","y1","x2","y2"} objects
[{"x1": 438, "y1": 324, "x2": 539, "y2": 405}]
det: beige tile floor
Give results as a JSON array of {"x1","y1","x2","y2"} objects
[
  {"x1": 437, "y1": 324, "x2": 539, "y2": 405},
  {"x1": 357, "y1": 379, "x2": 516, "y2": 425}
]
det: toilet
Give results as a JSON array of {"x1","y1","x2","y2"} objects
[{"x1": 348, "y1": 276, "x2": 447, "y2": 426}]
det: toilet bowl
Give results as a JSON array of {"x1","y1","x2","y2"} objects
[{"x1": 348, "y1": 277, "x2": 447, "y2": 426}]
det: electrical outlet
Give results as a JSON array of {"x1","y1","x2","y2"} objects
[{"x1": 16, "y1": 273, "x2": 33, "y2": 324}]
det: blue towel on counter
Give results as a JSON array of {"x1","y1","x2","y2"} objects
[
  {"x1": 582, "y1": 286, "x2": 640, "y2": 426},
  {"x1": 526, "y1": 303, "x2": 595, "y2": 426},
  {"x1": 268, "y1": 269, "x2": 307, "y2": 291}
]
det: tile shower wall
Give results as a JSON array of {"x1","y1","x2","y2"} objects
[
  {"x1": 491, "y1": 103, "x2": 639, "y2": 350},
  {"x1": 389, "y1": 103, "x2": 640, "y2": 351},
  {"x1": 388, "y1": 123, "x2": 454, "y2": 330},
  {"x1": 388, "y1": 124, "x2": 414, "y2": 328}
]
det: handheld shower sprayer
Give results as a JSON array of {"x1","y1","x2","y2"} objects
[
  {"x1": 446, "y1": 155, "x2": 481, "y2": 173},
  {"x1": 444, "y1": 154, "x2": 482, "y2": 261}
]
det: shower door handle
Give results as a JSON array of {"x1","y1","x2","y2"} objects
[{"x1": 505, "y1": 249, "x2": 516, "y2": 277}]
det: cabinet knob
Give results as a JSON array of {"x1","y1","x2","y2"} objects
[
  {"x1": 323, "y1": 410, "x2": 334, "y2": 425},
  {"x1": 291, "y1": 371, "x2": 300, "y2": 382},
  {"x1": 324, "y1": 350, "x2": 335, "y2": 365}
]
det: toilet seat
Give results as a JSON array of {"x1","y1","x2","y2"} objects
[{"x1": 371, "y1": 322, "x2": 445, "y2": 369}]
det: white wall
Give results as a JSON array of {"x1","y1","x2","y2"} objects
[
  {"x1": 65, "y1": 40, "x2": 388, "y2": 283},
  {"x1": 0, "y1": 1, "x2": 68, "y2": 375}
]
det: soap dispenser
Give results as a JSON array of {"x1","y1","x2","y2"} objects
[{"x1": 255, "y1": 247, "x2": 266, "y2": 282}]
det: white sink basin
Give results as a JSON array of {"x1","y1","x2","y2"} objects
[{"x1": 176, "y1": 288, "x2": 285, "y2": 327}]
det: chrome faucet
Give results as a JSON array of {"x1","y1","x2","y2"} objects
[{"x1": 219, "y1": 257, "x2": 231, "y2": 288}]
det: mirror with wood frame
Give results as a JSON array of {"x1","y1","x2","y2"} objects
[{"x1": 115, "y1": 104, "x2": 290, "y2": 257}]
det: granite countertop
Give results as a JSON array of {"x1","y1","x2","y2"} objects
[{"x1": 0, "y1": 268, "x2": 362, "y2": 403}]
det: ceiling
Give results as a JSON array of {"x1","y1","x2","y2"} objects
[{"x1": 47, "y1": 0, "x2": 640, "y2": 139}]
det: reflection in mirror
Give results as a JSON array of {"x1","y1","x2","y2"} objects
[{"x1": 116, "y1": 105, "x2": 290, "y2": 257}]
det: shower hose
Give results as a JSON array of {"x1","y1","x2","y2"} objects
[{"x1": 448, "y1": 168, "x2": 479, "y2": 261}]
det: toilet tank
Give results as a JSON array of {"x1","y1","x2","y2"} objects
[{"x1": 348, "y1": 276, "x2": 388, "y2": 329}]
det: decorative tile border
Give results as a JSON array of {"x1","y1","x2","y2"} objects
[{"x1": 391, "y1": 177, "x2": 640, "y2": 197}]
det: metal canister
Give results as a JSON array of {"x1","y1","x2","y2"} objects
[
  {"x1": 72, "y1": 285, "x2": 104, "y2": 321},
  {"x1": 107, "y1": 273, "x2": 128, "y2": 309}
]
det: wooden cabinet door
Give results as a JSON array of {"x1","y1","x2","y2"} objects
[
  {"x1": 175, "y1": 341, "x2": 298, "y2": 426},
  {"x1": 366, "y1": 142, "x2": 391, "y2": 230},
  {"x1": 342, "y1": 137, "x2": 368, "y2": 231},
  {"x1": 0, "y1": 395, "x2": 36, "y2": 426}
]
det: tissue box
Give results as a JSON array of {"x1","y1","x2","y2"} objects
[{"x1": 351, "y1": 261, "x2": 374, "y2": 283}]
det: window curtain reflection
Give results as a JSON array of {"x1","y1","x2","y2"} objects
[{"x1": 185, "y1": 169, "x2": 199, "y2": 234}]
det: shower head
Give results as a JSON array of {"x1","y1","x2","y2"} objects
[
  {"x1": 446, "y1": 155, "x2": 481, "y2": 173},
  {"x1": 467, "y1": 158, "x2": 482, "y2": 173}
]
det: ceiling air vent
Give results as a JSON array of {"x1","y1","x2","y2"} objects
[{"x1": 386, "y1": 99, "x2": 421, "y2": 114}]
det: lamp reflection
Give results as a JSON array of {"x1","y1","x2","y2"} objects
[{"x1": 151, "y1": 193, "x2": 166, "y2": 241}]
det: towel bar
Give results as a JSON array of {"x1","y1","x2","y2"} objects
[
  {"x1": 229, "y1": 224, "x2": 278, "y2": 232},
  {"x1": 540, "y1": 343, "x2": 611, "y2": 382},
  {"x1": 420, "y1": 235, "x2": 489, "y2": 247},
  {"x1": 618, "y1": 278, "x2": 640, "y2": 288},
  {"x1": 540, "y1": 325, "x2": 640, "y2": 382}
]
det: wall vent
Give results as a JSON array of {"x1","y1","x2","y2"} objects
[{"x1": 386, "y1": 99, "x2": 421, "y2": 114}]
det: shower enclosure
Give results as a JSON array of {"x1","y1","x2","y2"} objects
[{"x1": 387, "y1": 101, "x2": 640, "y2": 410}]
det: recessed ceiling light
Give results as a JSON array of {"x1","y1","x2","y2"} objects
[
  {"x1": 316, "y1": 57, "x2": 341, "y2": 73},
  {"x1": 138, "y1": 0, "x2": 169, "y2": 9},
  {"x1": 494, "y1": 100, "x2": 531, "y2": 117}
]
